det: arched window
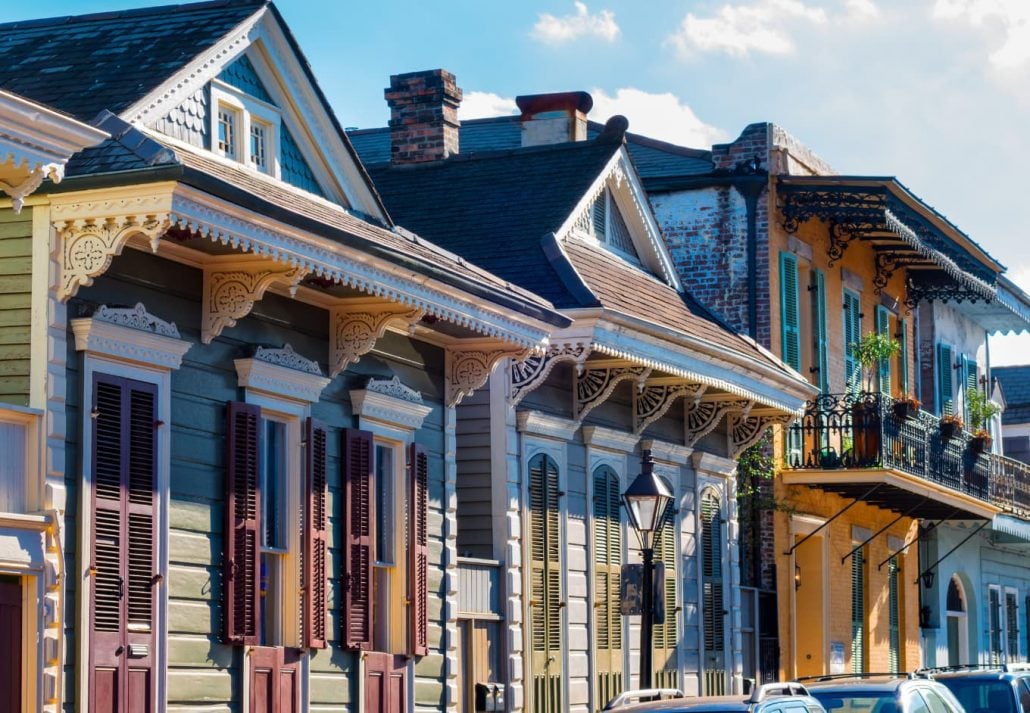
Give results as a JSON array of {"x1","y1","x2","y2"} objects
[
  {"x1": 593, "y1": 465, "x2": 623, "y2": 705},
  {"x1": 946, "y1": 576, "x2": 968, "y2": 667},
  {"x1": 653, "y1": 477, "x2": 679, "y2": 689},
  {"x1": 701, "y1": 489, "x2": 725, "y2": 694},
  {"x1": 528, "y1": 453, "x2": 562, "y2": 713}
]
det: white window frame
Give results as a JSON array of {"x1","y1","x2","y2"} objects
[
  {"x1": 0, "y1": 404, "x2": 42, "y2": 514},
  {"x1": 370, "y1": 437, "x2": 406, "y2": 654},
  {"x1": 989, "y1": 583, "x2": 1005, "y2": 663},
  {"x1": 1005, "y1": 586, "x2": 1021, "y2": 663},
  {"x1": 944, "y1": 575, "x2": 969, "y2": 667},
  {"x1": 210, "y1": 82, "x2": 281, "y2": 177}
]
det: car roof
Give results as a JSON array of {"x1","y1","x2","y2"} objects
[
  {"x1": 805, "y1": 677, "x2": 910, "y2": 693},
  {"x1": 936, "y1": 670, "x2": 1026, "y2": 681},
  {"x1": 619, "y1": 696, "x2": 751, "y2": 712}
]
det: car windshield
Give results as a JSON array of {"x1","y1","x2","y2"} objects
[
  {"x1": 936, "y1": 679, "x2": 1016, "y2": 713},
  {"x1": 810, "y1": 691, "x2": 899, "y2": 713}
]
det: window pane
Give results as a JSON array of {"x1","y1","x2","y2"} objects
[
  {"x1": 250, "y1": 123, "x2": 267, "y2": 170},
  {"x1": 259, "y1": 552, "x2": 283, "y2": 646},
  {"x1": 0, "y1": 421, "x2": 26, "y2": 511},
  {"x1": 375, "y1": 444, "x2": 394, "y2": 564},
  {"x1": 217, "y1": 108, "x2": 237, "y2": 159},
  {"x1": 260, "y1": 419, "x2": 286, "y2": 549}
]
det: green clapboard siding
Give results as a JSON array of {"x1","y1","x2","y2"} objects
[{"x1": 0, "y1": 208, "x2": 33, "y2": 406}]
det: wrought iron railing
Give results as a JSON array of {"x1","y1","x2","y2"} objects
[{"x1": 786, "y1": 392, "x2": 1001, "y2": 504}]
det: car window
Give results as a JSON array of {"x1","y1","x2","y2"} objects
[
  {"x1": 810, "y1": 692, "x2": 898, "y2": 712},
  {"x1": 1019, "y1": 680, "x2": 1030, "y2": 713},
  {"x1": 904, "y1": 691, "x2": 930, "y2": 713},
  {"x1": 938, "y1": 678, "x2": 1017, "y2": 713},
  {"x1": 917, "y1": 689, "x2": 953, "y2": 713}
]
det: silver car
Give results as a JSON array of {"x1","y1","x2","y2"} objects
[{"x1": 604, "y1": 683, "x2": 827, "y2": 713}]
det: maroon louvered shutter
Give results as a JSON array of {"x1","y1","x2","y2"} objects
[
  {"x1": 90, "y1": 373, "x2": 157, "y2": 713},
  {"x1": 409, "y1": 442, "x2": 429, "y2": 656},
  {"x1": 342, "y1": 428, "x2": 374, "y2": 650},
  {"x1": 223, "y1": 401, "x2": 260, "y2": 646},
  {"x1": 305, "y1": 417, "x2": 329, "y2": 649}
]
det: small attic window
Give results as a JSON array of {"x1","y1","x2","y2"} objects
[
  {"x1": 211, "y1": 83, "x2": 279, "y2": 176},
  {"x1": 218, "y1": 107, "x2": 239, "y2": 159},
  {"x1": 577, "y1": 187, "x2": 639, "y2": 260}
]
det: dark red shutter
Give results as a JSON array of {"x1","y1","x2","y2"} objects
[
  {"x1": 224, "y1": 401, "x2": 261, "y2": 646},
  {"x1": 342, "y1": 428, "x2": 374, "y2": 650},
  {"x1": 249, "y1": 646, "x2": 302, "y2": 713},
  {"x1": 365, "y1": 652, "x2": 408, "y2": 713},
  {"x1": 89, "y1": 373, "x2": 157, "y2": 713},
  {"x1": 305, "y1": 418, "x2": 329, "y2": 649},
  {"x1": 409, "y1": 442, "x2": 429, "y2": 657}
]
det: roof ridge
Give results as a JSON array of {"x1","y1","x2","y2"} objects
[
  {"x1": 366, "y1": 136, "x2": 620, "y2": 170},
  {"x1": 0, "y1": 0, "x2": 264, "y2": 30}
]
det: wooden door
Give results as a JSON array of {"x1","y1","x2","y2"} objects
[
  {"x1": 89, "y1": 374, "x2": 157, "y2": 713},
  {"x1": 366, "y1": 652, "x2": 407, "y2": 713},
  {"x1": 249, "y1": 647, "x2": 301, "y2": 713},
  {"x1": 0, "y1": 577, "x2": 21, "y2": 712}
]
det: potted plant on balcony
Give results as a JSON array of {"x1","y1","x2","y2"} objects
[
  {"x1": 939, "y1": 413, "x2": 964, "y2": 442},
  {"x1": 849, "y1": 332, "x2": 901, "y2": 464},
  {"x1": 965, "y1": 385, "x2": 1000, "y2": 455},
  {"x1": 893, "y1": 393, "x2": 921, "y2": 421}
]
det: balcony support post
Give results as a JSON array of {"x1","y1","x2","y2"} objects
[
  {"x1": 783, "y1": 483, "x2": 883, "y2": 556},
  {"x1": 841, "y1": 497, "x2": 926, "y2": 565}
]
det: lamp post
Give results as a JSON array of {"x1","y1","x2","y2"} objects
[{"x1": 623, "y1": 450, "x2": 673, "y2": 690}]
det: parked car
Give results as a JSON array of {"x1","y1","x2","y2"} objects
[
  {"x1": 929, "y1": 665, "x2": 1030, "y2": 713},
  {"x1": 803, "y1": 675, "x2": 963, "y2": 713},
  {"x1": 603, "y1": 682, "x2": 827, "y2": 712}
]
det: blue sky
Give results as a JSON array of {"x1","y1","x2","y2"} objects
[{"x1": 11, "y1": 0, "x2": 1030, "y2": 362}]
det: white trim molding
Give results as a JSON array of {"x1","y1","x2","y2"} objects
[
  {"x1": 691, "y1": 451, "x2": 738, "y2": 479},
  {"x1": 350, "y1": 376, "x2": 433, "y2": 431},
  {"x1": 581, "y1": 425, "x2": 640, "y2": 453},
  {"x1": 329, "y1": 299, "x2": 425, "y2": 378},
  {"x1": 509, "y1": 339, "x2": 591, "y2": 405},
  {"x1": 71, "y1": 303, "x2": 193, "y2": 370},
  {"x1": 234, "y1": 344, "x2": 330, "y2": 403},
  {"x1": 516, "y1": 410, "x2": 579, "y2": 442},
  {"x1": 447, "y1": 343, "x2": 530, "y2": 408},
  {"x1": 202, "y1": 255, "x2": 309, "y2": 344},
  {"x1": 641, "y1": 438, "x2": 693, "y2": 465}
]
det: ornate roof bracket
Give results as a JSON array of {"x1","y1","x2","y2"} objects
[
  {"x1": 447, "y1": 343, "x2": 532, "y2": 408},
  {"x1": 634, "y1": 381, "x2": 706, "y2": 435},
  {"x1": 55, "y1": 210, "x2": 171, "y2": 301},
  {"x1": 727, "y1": 410, "x2": 795, "y2": 458},
  {"x1": 575, "y1": 362, "x2": 651, "y2": 422},
  {"x1": 510, "y1": 341, "x2": 591, "y2": 405},
  {"x1": 201, "y1": 257, "x2": 309, "y2": 344},
  {"x1": 904, "y1": 272, "x2": 996, "y2": 312},
  {"x1": 329, "y1": 299, "x2": 426, "y2": 378},
  {"x1": 685, "y1": 396, "x2": 751, "y2": 447},
  {"x1": 873, "y1": 250, "x2": 925, "y2": 295}
]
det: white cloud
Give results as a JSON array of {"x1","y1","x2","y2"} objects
[
  {"x1": 589, "y1": 88, "x2": 728, "y2": 148},
  {"x1": 933, "y1": 0, "x2": 1030, "y2": 69},
  {"x1": 458, "y1": 91, "x2": 518, "y2": 120},
  {"x1": 667, "y1": 0, "x2": 827, "y2": 58},
  {"x1": 531, "y1": 2, "x2": 620, "y2": 44},
  {"x1": 844, "y1": 0, "x2": 880, "y2": 20}
]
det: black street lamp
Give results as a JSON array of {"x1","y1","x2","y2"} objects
[{"x1": 623, "y1": 450, "x2": 674, "y2": 690}]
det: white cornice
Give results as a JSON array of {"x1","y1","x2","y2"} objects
[
  {"x1": 691, "y1": 451, "x2": 738, "y2": 477},
  {"x1": 641, "y1": 438, "x2": 693, "y2": 464},
  {"x1": 71, "y1": 309, "x2": 193, "y2": 370},
  {"x1": 516, "y1": 410, "x2": 579, "y2": 442},
  {"x1": 581, "y1": 425, "x2": 640, "y2": 453},
  {"x1": 235, "y1": 345, "x2": 330, "y2": 404},
  {"x1": 351, "y1": 377, "x2": 433, "y2": 431}
]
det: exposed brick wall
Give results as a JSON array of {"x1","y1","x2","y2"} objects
[{"x1": 385, "y1": 68, "x2": 462, "y2": 164}]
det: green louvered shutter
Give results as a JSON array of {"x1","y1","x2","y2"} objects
[
  {"x1": 851, "y1": 548, "x2": 865, "y2": 673},
  {"x1": 812, "y1": 269, "x2": 829, "y2": 393},
  {"x1": 963, "y1": 357, "x2": 979, "y2": 426},
  {"x1": 1006, "y1": 591, "x2": 1019, "y2": 662},
  {"x1": 989, "y1": 587, "x2": 1003, "y2": 665},
  {"x1": 898, "y1": 319, "x2": 910, "y2": 395},
  {"x1": 593, "y1": 466, "x2": 622, "y2": 705},
  {"x1": 529, "y1": 454, "x2": 562, "y2": 713},
  {"x1": 937, "y1": 344, "x2": 955, "y2": 416},
  {"x1": 779, "y1": 253, "x2": 801, "y2": 372},
  {"x1": 700, "y1": 491, "x2": 725, "y2": 693},
  {"x1": 653, "y1": 491, "x2": 679, "y2": 690},
  {"x1": 888, "y1": 557, "x2": 900, "y2": 673},
  {"x1": 844, "y1": 291, "x2": 862, "y2": 394},
  {"x1": 876, "y1": 306, "x2": 892, "y2": 395}
]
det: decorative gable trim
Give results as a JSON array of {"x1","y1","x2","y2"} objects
[
  {"x1": 556, "y1": 147, "x2": 680, "y2": 289},
  {"x1": 71, "y1": 303, "x2": 192, "y2": 369},
  {"x1": 350, "y1": 377, "x2": 433, "y2": 431},
  {"x1": 235, "y1": 343, "x2": 330, "y2": 403}
]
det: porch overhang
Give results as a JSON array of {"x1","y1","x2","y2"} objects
[
  {"x1": 989, "y1": 513, "x2": 1030, "y2": 545},
  {"x1": 781, "y1": 467, "x2": 999, "y2": 520}
]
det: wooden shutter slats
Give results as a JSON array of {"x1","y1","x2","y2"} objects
[
  {"x1": 779, "y1": 252, "x2": 801, "y2": 372},
  {"x1": 937, "y1": 344, "x2": 954, "y2": 416},
  {"x1": 409, "y1": 442, "x2": 429, "y2": 657},
  {"x1": 876, "y1": 306, "x2": 892, "y2": 395},
  {"x1": 93, "y1": 507, "x2": 123, "y2": 633},
  {"x1": 812, "y1": 270, "x2": 829, "y2": 393},
  {"x1": 305, "y1": 418, "x2": 329, "y2": 649},
  {"x1": 224, "y1": 401, "x2": 261, "y2": 646},
  {"x1": 342, "y1": 428, "x2": 374, "y2": 650}
]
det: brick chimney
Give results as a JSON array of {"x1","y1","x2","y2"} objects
[
  {"x1": 515, "y1": 91, "x2": 593, "y2": 147},
  {"x1": 386, "y1": 69, "x2": 462, "y2": 164}
]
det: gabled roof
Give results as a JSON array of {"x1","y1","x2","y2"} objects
[
  {"x1": 348, "y1": 116, "x2": 714, "y2": 179},
  {"x1": 0, "y1": 0, "x2": 264, "y2": 121},
  {"x1": 995, "y1": 365, "x2": 1030, "y2": 425}
]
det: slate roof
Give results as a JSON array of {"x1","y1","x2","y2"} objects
[
  {"x1": 348, "y1": 116, "x2": 714, "y2": 179},
  {"x1": 365, "y1": 136, "x2": 790, "y2": 373},
  {"x1": 995, "y1": 366, "x2": 1030, "y2": 425},
  {"x1": 0, "y1": 0, "x2": 264, "y2": 121}
]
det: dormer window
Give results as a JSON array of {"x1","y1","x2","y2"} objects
[
  {"x1": 577, "y1": 187, "x2": 640, "y2": 261},
  {"x1": 211, "y1": 82, "x2": 279, "y2": 175}
]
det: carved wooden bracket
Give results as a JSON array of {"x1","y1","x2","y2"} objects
[
  {"x1": 329, "y1": 299, "x2": 425, "y2": 378},
  {"x1": 447, "y1": 345, "x2": 530, "y2": 408},
  {"x1": 201, "y1": 259, "x2": 309, "y2": 344},
  {"x1": 685, "y1": 396, "x2": 752, "y2": 447},
  {"x1": 727, "y1": 410, "x2": 795, "y2": 458},
  {"x1": 575, "y1": 363, "x2": 651, "y2": 422},
  {"x1": 510, "y1": 341, "x2": 591, "y2": 405},
  {"x1": 55, "y1": 213, "x2": 170, "y2": 301},
  {"x1": 634, "y1": 382, "x2": 706, "y2": 434}
]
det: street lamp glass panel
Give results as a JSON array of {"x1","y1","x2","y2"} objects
[{"x1": 623, "y1": 451, "x2": 673, "y2": 545}]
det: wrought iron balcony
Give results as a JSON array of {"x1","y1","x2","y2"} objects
[{"x1": 785, "y1": 392, "x2": 1030, "y2": 517}]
